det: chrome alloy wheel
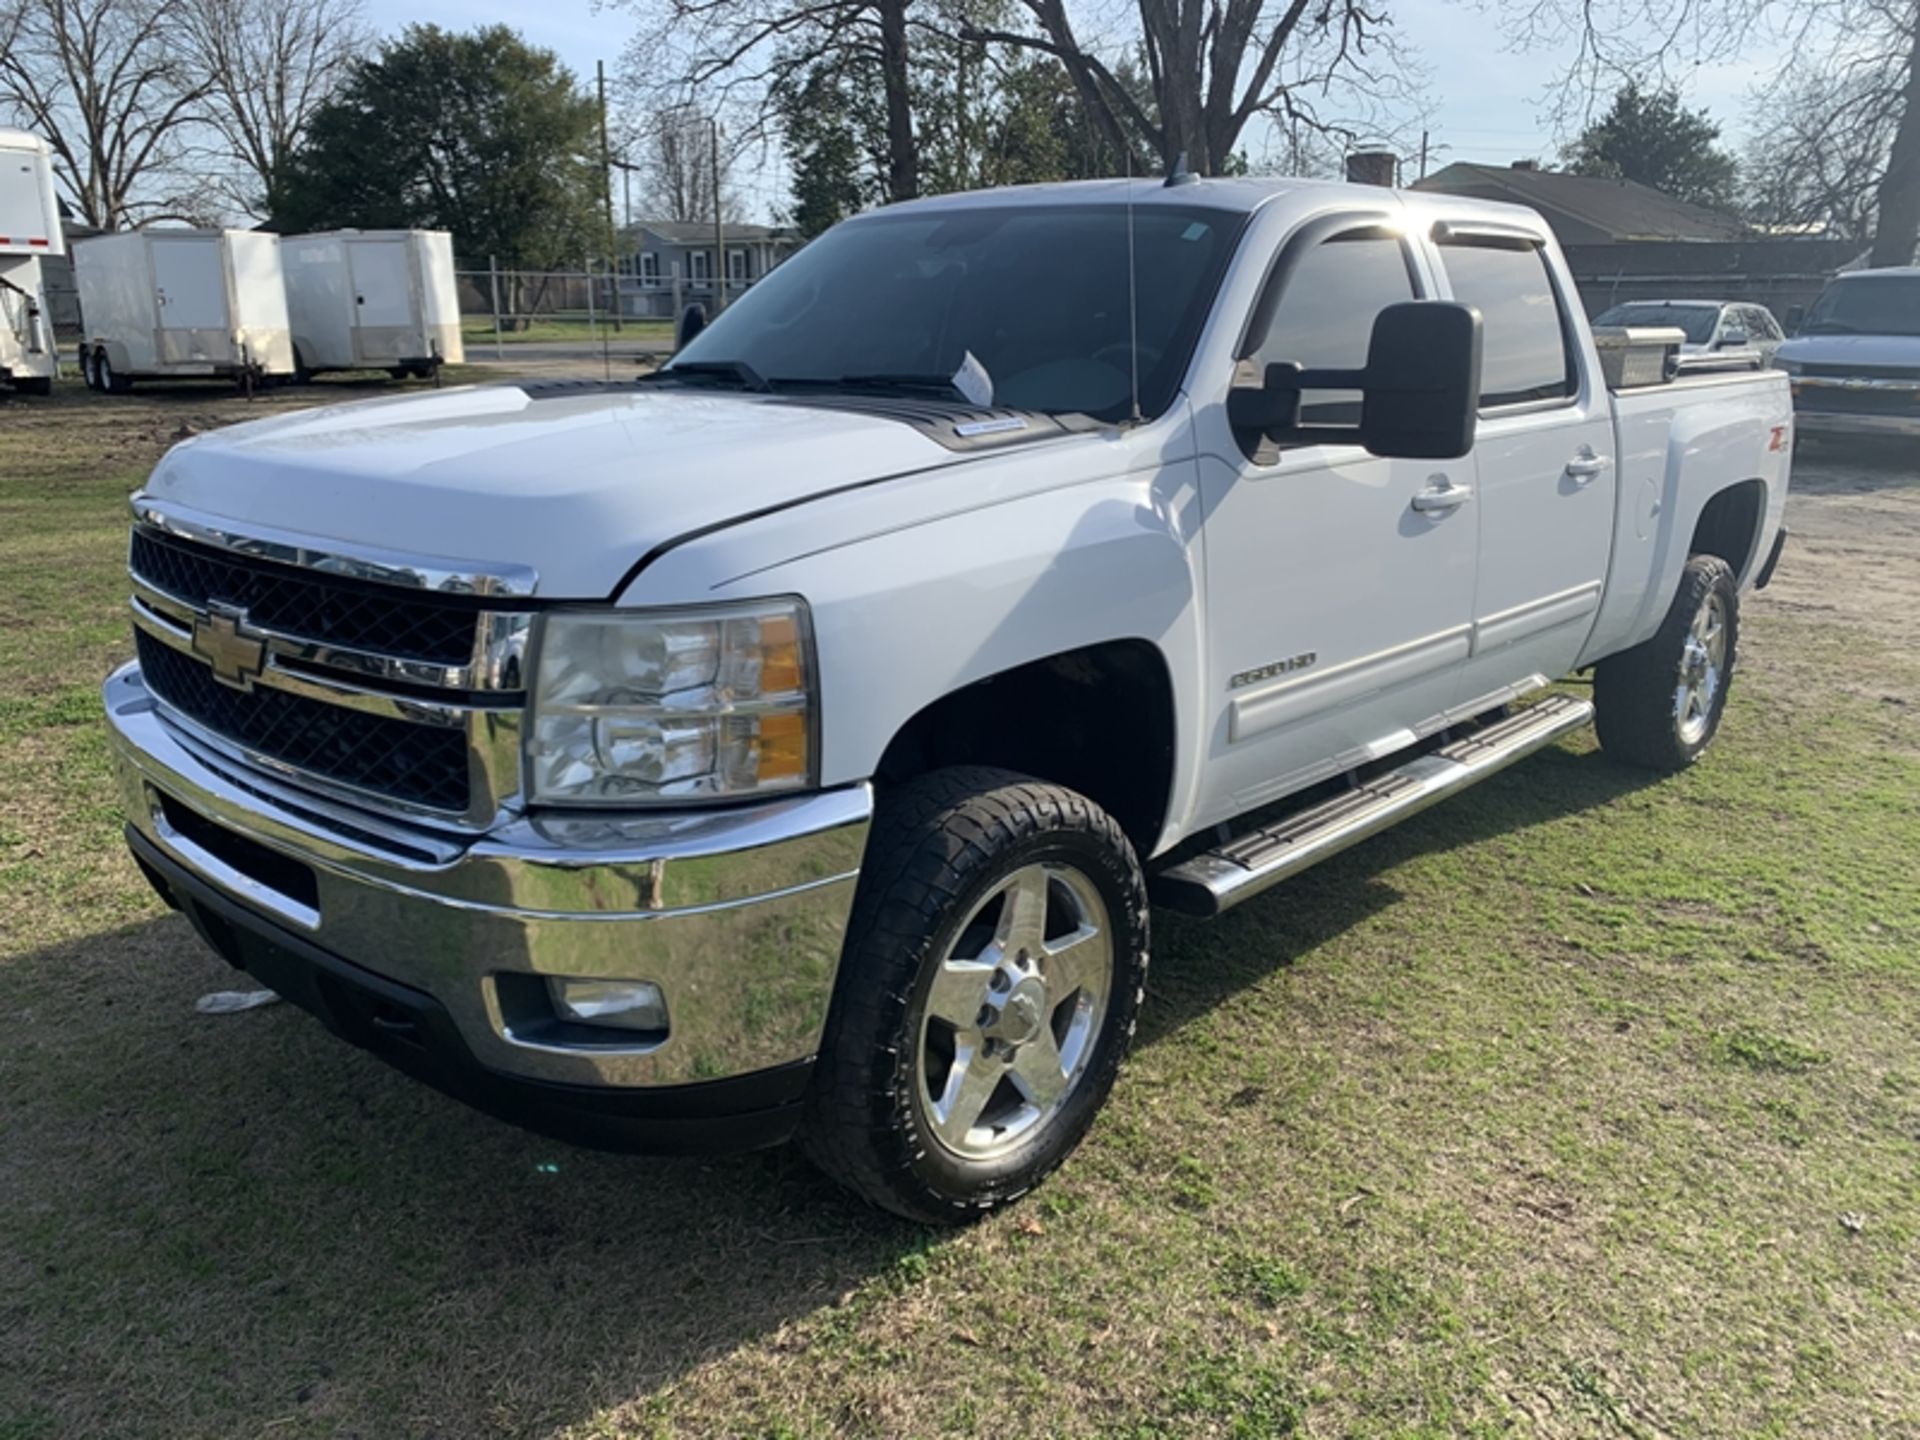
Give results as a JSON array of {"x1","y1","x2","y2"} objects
[
  {"x1": 1675, "y1": 588, "x2": 1728, "y2": 745},
  {"x1": 916, "y1": 862, "x2": 1114, "y2": 1161}
]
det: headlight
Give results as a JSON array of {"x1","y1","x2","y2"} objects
[{"x1": 527, "y1": 599, "x2": 814, "y2": 805}]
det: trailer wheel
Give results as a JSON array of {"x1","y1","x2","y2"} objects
[
  {"x1": 80, "y1": 348, "x2": 100, "y2": 392},
  {"x1": 97, "y1": 352, "x2": 131, "y2": 394},
  {"x1": 291, "y1": 348, "x2": 312, "y2": 386},
  {"x1": 387, "y1": 366, "x2": 413, "y2": 382}
]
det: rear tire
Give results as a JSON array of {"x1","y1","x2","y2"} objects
[
  {"x1": 801, "y1": 767, "x2": 1148, "y2": 1223},
  {"x1": 1594, "y1": 554, "x2": 1739, "y2": 772},
  {"x1": 81, "y1": 347, "x2": 100, "y2": 392}
]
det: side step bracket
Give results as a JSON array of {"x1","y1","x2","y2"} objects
[{"x1": 1150, "y1": 693, "x2": 1594, "y2": 919}]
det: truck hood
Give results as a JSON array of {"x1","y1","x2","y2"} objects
[
  {"x1": 143, "y1": 382, "x2": 966, "y2": 597},
  {"x1": 1776, "y1": 333, "x2": 1920, "y2": 370}
]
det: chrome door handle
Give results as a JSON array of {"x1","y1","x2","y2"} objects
[
  {"x1": 1410, "y1": 483, "x2": 1473, "y2": 513},
  {"x1": 1564, "y1": 453, "x2": 1608, "y2": 480}
]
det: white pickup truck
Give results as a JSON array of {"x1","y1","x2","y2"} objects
[{"x1": 106, "y1": 177, "x2": 1791, "y2": 1221}]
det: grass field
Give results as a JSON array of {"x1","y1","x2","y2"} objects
[{"x1": 1, "y1": 381, "x2": 1916, "y2": 1439}]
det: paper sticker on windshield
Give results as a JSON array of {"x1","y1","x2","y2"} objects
[
  {"x1": 1181, "y1": 222, "x2": 1210, "y2": 241},
  {"x1": 952, "y1": 350, "x2": 994, "y2": 407}
]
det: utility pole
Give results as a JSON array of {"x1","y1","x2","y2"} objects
[
  {"x1": 1418, "y1": 129, "x2": 1430, "y2": 182},
  {"x1": 711, "y1": 116, "x2": 725, "y2": 313},
  {"x1": 597, "y1": 60, "x2": 622, "y2": 332}
]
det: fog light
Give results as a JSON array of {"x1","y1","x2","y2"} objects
[{"x1": 548, "y1": 978, "x2": 668, "y2": 1032}]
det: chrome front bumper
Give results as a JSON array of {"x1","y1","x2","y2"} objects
[{"x1": 105, "y1": 661, "x2": 871, "y2": 1092}]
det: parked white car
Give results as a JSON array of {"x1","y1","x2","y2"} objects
[
  {"x1": 1775, "y1": 267, "x2": 1920, "y2": 439},
  {"x1": 106, "y1": 177, "x2": 1791, "y2": 1220},
  {"x1": 1591, "y1": 298, "x2": 1785, "y2": 366}
]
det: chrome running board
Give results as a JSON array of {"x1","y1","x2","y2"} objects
[{"x1": 1151, "y1": 693, "x2": 1594, "y2": 919}]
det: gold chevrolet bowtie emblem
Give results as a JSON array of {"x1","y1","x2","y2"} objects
[{"x1": 190, "y1": 603, "x2": 267, "y2": 690}]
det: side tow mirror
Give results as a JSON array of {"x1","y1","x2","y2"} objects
[
  {"x1": 676, "y1": 302, "x2": 707, "y2": 350},
  {"x1": 1229, "y1": 301, "x2": 1482, "y2": 460}
]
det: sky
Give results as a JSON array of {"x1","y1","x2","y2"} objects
[{"x1": 379, "y1": 0, "x2": 1789, "y2": 223}]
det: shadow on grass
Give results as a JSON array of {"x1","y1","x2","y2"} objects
[
  {"x1": 0, "y1": 744, "x2": 1655, "y2": 1437},
  {"x1": 1139, "y1": 742, "x2": 1659, "y2": 1048}
]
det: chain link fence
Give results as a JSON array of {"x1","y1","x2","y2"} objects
[{"x1": 454, "y1": 258, "x2": 762, "y2": 357}]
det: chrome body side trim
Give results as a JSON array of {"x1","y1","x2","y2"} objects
[
  {"x1": 1228, "y1": 624, "x2": 1474, "y2": 744},
  {"x1": 1470, "y1": 581, "x2": 1603, "y2": 656},
  {"x1": 107, "y1": 662, "x2": 870, "y2": 1086},
  {"x1": 132, "y1": 493, "x2": 541, "y2": 597}
]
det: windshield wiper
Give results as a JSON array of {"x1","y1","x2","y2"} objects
[
  {"x1": 643, "y1": 359, "x2": 770, "y2": 391},
  {"x1": 774, "y1": 372, "x2": 972, "y2": 402}
]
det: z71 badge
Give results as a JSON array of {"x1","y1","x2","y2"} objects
[{"x1": 1230, "y1": 652, "x2": 1318, "y2": 689}]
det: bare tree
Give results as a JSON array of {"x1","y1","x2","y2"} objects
[
  {"x1": 633, "y1": 106, "x2": 743, "y2": 222},
  {"x1": 1745, "y1": 61, "x2": 1900, "y2": 240},
  {"x1": 964, "y1": 0, "x2": 1417, "y2": 175},
  {"x1": 0, "y1": 0, "x2": 212, "y2": 227},
  {"x1": 617, "y1": 0, "x2": 923, "y2": 202},
  {"x1": 181, "y1": 0, "x2": 370, "y2": 219},
  {"x1": 1504, "y1": 0, "x2": 1920, "y2": 265}
]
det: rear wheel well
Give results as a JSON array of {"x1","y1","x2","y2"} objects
[
  {"x1": 875, "y1": 640, "x2": 1176, "y2": 856},
  {"x1": 1691, "y1": 479, "x2": 1766, "y2": 580}
]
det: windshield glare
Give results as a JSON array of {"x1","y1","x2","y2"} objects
[
  {"x1": 1592, "y1": 303, "x2": 1718, "y2": 344},
  {"x1": 1803, "y1": 277, "x2": 1920, "y2": 337},
  {"x1": 671, "y1": 203, "x2": 1242, "y2": 421}
]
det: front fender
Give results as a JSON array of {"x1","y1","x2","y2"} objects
[{"x1": 621, "y1": 423, "x2": 1210, "y2": 856}]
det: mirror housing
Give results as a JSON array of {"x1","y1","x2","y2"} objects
[
  {"x1": 1716, "y1": 327, "x2": 1749, "y2": 350},
  {"x1": 1230, "y1": 301, "x2": 1483, "y2": 460}
]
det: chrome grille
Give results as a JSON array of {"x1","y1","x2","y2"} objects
[
  {"x1": 130, "y1": 530, "x2": 480, "y2": 665},
  {"x1": 134, "y1": 630, "x2": 474, "y2": 812},
  {"x1": 125, "y1": 498, "x2": 536, "y2": 826}
]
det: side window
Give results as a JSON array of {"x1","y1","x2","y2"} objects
[
  {"x1": 1249, "y1": 230, "x2": 1417, "y2": 425},
  {"x1": 1437, "y1": 239, "x2": 1575, "y2": 408}
]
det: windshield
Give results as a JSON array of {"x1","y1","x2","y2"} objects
[
  {"x1": 1802, "y1": 276, "x2": 1920, "y2": 337},
  {"x1": 1592, "y1": 302, "x2": 1719, "y2": 344},
  {"x1": 668, "y1": 203, "x2": 1244, "y2": 421}
]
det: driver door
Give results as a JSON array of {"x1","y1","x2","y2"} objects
[{"x1": 1191, "y1": 220, "x2": 1483, "y2": 826}]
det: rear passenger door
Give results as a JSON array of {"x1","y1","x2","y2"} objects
[{"x1": 1434, "y1": 232, "x2": 1616, "y2": 698}]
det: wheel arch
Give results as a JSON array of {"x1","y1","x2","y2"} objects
[
  {"x1": 874, "y1": 639, "x2": 1178, "y2": 859},
  {"x1": 1690, "y1": 477, "x2": 1768, "y2": 583}
]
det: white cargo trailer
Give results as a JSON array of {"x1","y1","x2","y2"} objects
[
  {"x1": 74, "y1": 229, "x2": 294, "y2": 392},
  {"x1": 0, "y1": 129, "x2": 64, "y2": 394},
  {"x1": 281, "y1": 229, "x2": 463, "y2": 379}
]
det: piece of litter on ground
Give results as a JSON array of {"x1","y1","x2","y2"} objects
[
  {"x1": 535, "y1": 1161, "x2": 561, "y2": 1174},
  {"x1": 195, "y1": 988, "x2": 281, "y2": 1015},
  {"x1": 1840, "y1": 1211, "x2": 1866, "y2": 1233}
]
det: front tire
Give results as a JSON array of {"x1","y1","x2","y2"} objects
[
  {"x1": 801, "y1": 767, "x2": 1148, "y2": 1223},
  {"x1": 1594, "y1": 553, "x2": 1739, "y2": 771}
]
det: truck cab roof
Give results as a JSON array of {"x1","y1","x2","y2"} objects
[{"x1": 868, "y1": 174, "x2": 1554, "y2": 240}]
